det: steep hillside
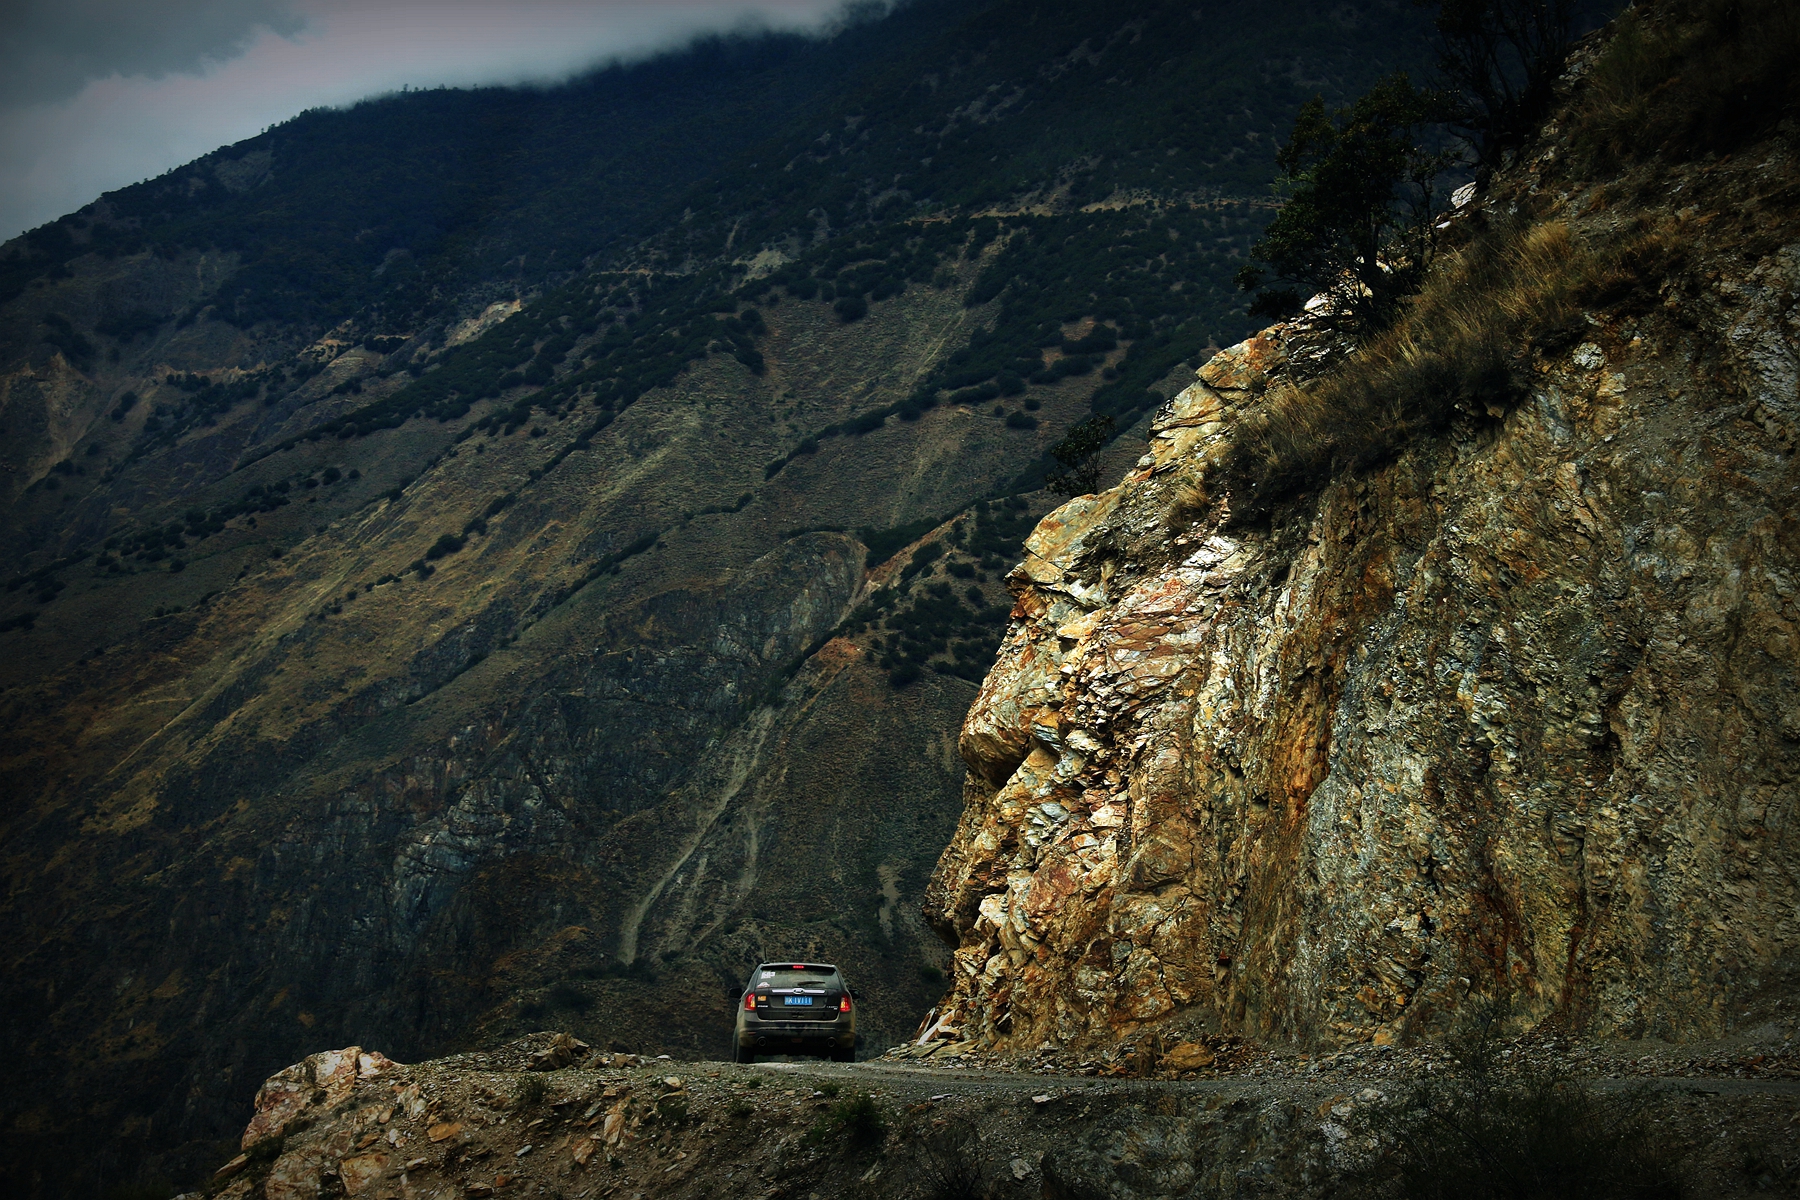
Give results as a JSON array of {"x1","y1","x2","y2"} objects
[
  {"x1": 926, "y1": 0, "x2": 1800, "y2": 1058},
  {"x1": 0, "y1": 1, "x2": 1444, "y2": 1195}
]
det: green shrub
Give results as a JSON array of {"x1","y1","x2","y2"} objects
[
  {"x1": 515, "y1": 1075, "x2": 548, "y2": 1108},
  {"x1": 806, "y1": 1093, "x2": 887, "y2": 1151},
  {"x1": 425, "y1": 533, "x2": 466, "y2": 560},
  {"x1": 949, "y1": 382, "x2": 1000, "y2": 405},
  {"x1": 860, "y1": 518, "x2": 942, "y2": 568},
  {"x1": 846, "y1": 408, "x2": 887, "y2": 434},
  {"x1": 901, "y1": 542, "x2": 943, "y2": 582}
]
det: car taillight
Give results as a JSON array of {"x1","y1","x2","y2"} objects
[
  {"x1": 744, "y1": 992, "x2": 756, "y2": 1011},
  {"x1": 839, "y1": 994, "x2": 851, "y2": 1012}
]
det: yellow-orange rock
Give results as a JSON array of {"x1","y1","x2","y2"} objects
[
  {"x1": 1160, "y1": 1042, "x2": 1215, "y2": 1072},
  {"x1": 924, "y1": 256, "x2": 1800, "y2": 1055},
  {"x1": 339, "y1": 1151, "x2": 389, "y2": 1194}
]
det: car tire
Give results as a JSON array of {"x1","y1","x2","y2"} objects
[
  {"x1": 734, "y1": 1041, "x2": 755, "y2": 1064},
  {"x1": 830, "y1": 1048, "x2": 854, "y2": 1063}
]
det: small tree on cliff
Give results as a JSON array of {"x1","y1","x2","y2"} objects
[
  {"x1": 1236, "y1": 73, "x2": 1454, "y2": 332},
  {"x1": 1425, "y1": 0, "x2": 1580, "y2": 180},
  {"x1": 1045, "y1": 415, "x2": 1116, "y2": 497}
]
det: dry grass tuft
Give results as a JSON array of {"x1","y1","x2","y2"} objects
[
  {"x1": 1162, "y1": 473, "x2": 1213, "y2": 536},
  {"x1": 1570, "y1": 0, "x2": 1800, "y2": 173},
  {"x1": 1219, "y1": 218, "x2": 1670, "y2": 520},
  {"x1": 1214, "y1": 0, "x2": 1788, "y2": 522}
]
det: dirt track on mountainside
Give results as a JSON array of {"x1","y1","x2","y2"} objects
[{"x1": 197, "y1": 1025, "x2": 1800, "y2": 1200}]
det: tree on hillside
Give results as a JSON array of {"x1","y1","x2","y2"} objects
[
  {"x1": 1426, "y1": 0, "x2": 1580, "y2": 179},
  {"x1": 1046, "y1": 415, "x2": 1116, "y2": 496},
  {"x1": 1235, "y1": 74, "x2": 1454, "y2": 333}
]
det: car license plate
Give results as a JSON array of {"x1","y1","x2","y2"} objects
[{"x1": 783, "y1": 996, "x2": 813, "y2": 1006}]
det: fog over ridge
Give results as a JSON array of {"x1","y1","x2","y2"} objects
[{"x1": 0, "y1": 0, "x2": 875, "y2": 242}]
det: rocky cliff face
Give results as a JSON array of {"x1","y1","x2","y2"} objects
[{"x1": 925, "y1": 90, "x2": 1800, "y2": 1054}]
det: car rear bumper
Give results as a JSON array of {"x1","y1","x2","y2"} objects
[{"x1": 737, "y1": 1018, "x2": 854, "y2": 1049}]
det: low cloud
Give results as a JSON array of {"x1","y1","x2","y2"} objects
[
  {"x1": 0, "y1": 0, "x2": 861, "y2": 240},
  {"x1": 0, "y1": 0, "x2": 308, "y2": 105}
]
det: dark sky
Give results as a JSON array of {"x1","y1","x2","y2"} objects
[{"x1": 0, "y1": 0, "x2": 858, "y2": 241}]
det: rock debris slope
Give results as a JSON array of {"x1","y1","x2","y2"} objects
[{"x1": 925, "y1": 112, "x2": 1800, "y2": 1054}]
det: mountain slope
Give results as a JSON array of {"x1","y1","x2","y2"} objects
[{"x1": 0, "y1": 1, "x2": 1443, "y2": 1194}]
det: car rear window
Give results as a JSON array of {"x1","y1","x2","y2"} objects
[{"x1": 753, "y1": 965, "x2": 839, "y2": 988}]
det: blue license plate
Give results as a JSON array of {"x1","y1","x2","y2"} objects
[{"x1": 783, "y1": 996, "x2": 813, "y2": 1006}]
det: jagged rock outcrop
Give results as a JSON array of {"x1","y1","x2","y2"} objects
[{"x1": 925, "y1": 137, "x2": 1800, "y2": 1053}]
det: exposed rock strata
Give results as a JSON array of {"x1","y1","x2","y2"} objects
[{"x1": 925, "y1": 157, "x2": 1800, "y2": 1053}]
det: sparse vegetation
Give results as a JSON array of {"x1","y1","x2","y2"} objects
[
  {"x1": 514, "y1": 1074, "x2": 548, "y2": 1108},
  {"x1": 1568, "y1": 0, "x2": 1800, "y2": 172},
  {"x1": 1349, "y1": 1007, "x2": 1687, "y2": 1199},
  {"x1": 904, "y1": 1125, "x2": 987, "y2": 1200},
  {"x1": 95, "y1": 308, "x2": 166, "y2": 341},
  {"x1": 843, "y1": 498, "x2": 1033, "y2": 687},
  {"x1": 1429, "y1": 0, "x2": 1579, "y2": 177},
  {"x1": 1221, "y1": 216, "x2": 1670, "y2": 519},
  {"x1": 1045, "y1": 415, "x2": 1116, "y2": 497},
  {"x1": 1236, "y1": 73, "x2": 1454, "y2": 328},
  {"x1": 805, "y1": 1092, "x2": 887, "y2": 1150}
]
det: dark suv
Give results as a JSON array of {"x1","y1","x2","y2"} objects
[{"x1": 733, "y1": 962, "x2": 857, "y2": 1062}]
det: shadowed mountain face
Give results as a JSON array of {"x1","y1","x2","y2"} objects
[{"x1": 0, "y1": 1, "x2": 1437, "y2": 1193}]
